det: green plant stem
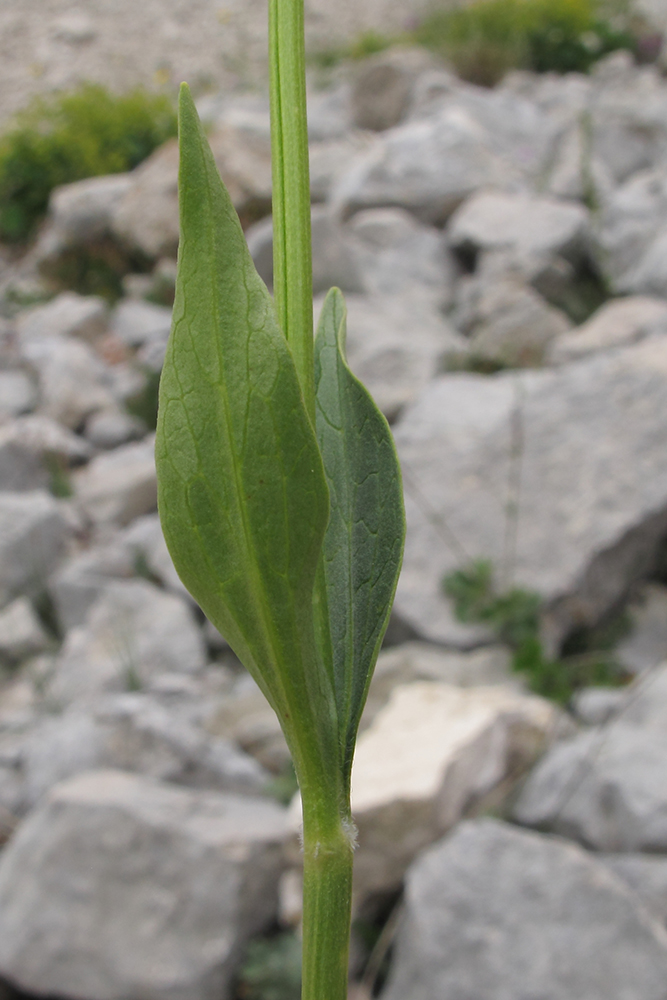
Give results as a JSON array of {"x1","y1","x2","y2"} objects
[
  {"x1": 269, "y1": 0, "x2": 315, "y2": 420},
  {"x1": 300, "y1": 789, "x2": 355, "y2": 1000}
]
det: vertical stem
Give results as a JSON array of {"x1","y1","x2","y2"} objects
[
  {"x1": 269, "y1": 0, "x2": 315, "y2": 421},
  {"x1": 300, "y1": 790, "x2": 355, "y2": 1000}
]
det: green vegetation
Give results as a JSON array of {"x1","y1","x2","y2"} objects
[
  {"x1": 413, "y1": 0, "x2": 637, "y2": 86},
  {"x1": 443, "y1": 560, "x2": 625, "y2": 703},
  {"x1": 237, "y1": 933, "x2": 302, "y2": 1000},
  {"x1": 0, "y1": 83, "x2": 177, "y2": 243},
  {"x1": 308, "y1": 29, "x2": 396, "y2": 70}
]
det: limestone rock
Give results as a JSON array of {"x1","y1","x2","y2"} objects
[
  {"x1": 513, "y1": 722, "x2": 667, "y2": 851},
  {"x1": 74, "y1": 435, "x2": 157, "y2": 526},
  {"x1": 110, "y1": 299, "x2": 172, "y2": 348},
  {"x1": 0, "y1": 599, "x2": 49, "y2": 665},
  {"x1": 601, "y1": 853, "x2": 667, "y2": 927},
  {"x1": 49, "y1": 541, "x2": 136, "y2": 633},
  {"x1": 382, "y1": 818, "x2": 667, "y2": 1000},
  {"x1": 48, "y1": 579, "x2": 207, "y2": 705},
  {"x1": 0, "y1": 491, "x2": 71, "y2": 610},
  {"x1": 549, "y1": 296, "x2": 667, "y2": 364},
  {"x1": 616, "y1": 584, "x2": 667, "y2": 674},
  {"x1": 0, "y1": 370, "x2": 37, "y2": 420},
  {"x1": 16, "y1": 292, "x2": 108, "y2": 344},
  {"x1": 0, "y1": 770, "x2": 288, "y2": 1000},
  {"x1": 0, "y1": 415, "x2": 92, "y2": 492},
  {"x1": 348, "y1": 681, "x2": 556, "y2": 897},
  {"x1": 350, "y1": 46, "x2": 435, "y2": 132},
  {"x1": 392, "y1": 336, "x2": 667, "y2": 649}
]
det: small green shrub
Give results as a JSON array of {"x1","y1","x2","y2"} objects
[
  {"x1": 237, "y1": 933, "x2": 302, "y2": 1000},
  {"x1": 413, "y1": 0, "x2": 636, "y2": 86},
  {"x1": 443, "y1": 559, "x2": 624, "y2": 703},
  {"x1": 0, "y1": 83, "x2": 177, "y2": 243}
]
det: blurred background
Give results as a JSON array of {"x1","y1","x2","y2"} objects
[{"x1": 0, "y1": 2, "x2": 667, "y2": 999}]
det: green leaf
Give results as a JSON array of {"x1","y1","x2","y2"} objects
[
  {"x1": 155, "y1": 85, "x2": 337, "y2": 783},
  {"x1": 314, "y1": 288, "x2": 405, "y2": 779}
]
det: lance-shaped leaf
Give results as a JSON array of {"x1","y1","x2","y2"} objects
[
  {"x1": 155, "y1": 85, "x2": 338, "y2": 779},
  {"x1": 314, "y1": 288, "x2": 405, "y2": 780}
]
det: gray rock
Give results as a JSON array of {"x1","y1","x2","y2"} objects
[
  {"x1": 333, "y1": 102, "x2": 521, "y2": 225},
  {"x1": 0, "y1": 770, "x2": 287, "y2": 1000},
  {"x1": 15, "y1": 292, "x2": 108, "y2": 344},
  {"x1": 73, "y1": 434, "x2": 156, "y2": 526},
  {"x1": 48, "y1": 579, "x2": 207, "y2": 705},
  {"x1": 119, "y1": 512, "x2": 189, "y2": 599},
  {"x1": 207, "y1": 672, "x2": 290, "y2": 775},
  {"x1": 0, "y1": 415, "x2": 92, "y2": 492},
  {"x1": 309, "y1": 132, "x2": 379, "y2": 202},
  {"x1": 513, "y1": 722, "x2": 667, "y2": 851},
  {"x1": 110, "y1": 299, "x2": 172, "y2": 348},
  {"x1": 392, "y1": 336, "x2": 667, "y2": 648},
  {"x1": 306, "y1": 83, "x2": 353, "y2": 142},
  {"x1": 571, "y1": 686, "x2": 627, "y2": 726},
  {"x1": 549, "y1": 296, "x2": 667, "y2": 364},
  {"x1": 83, "y1": 407, "x2": 145, "y2": 449},
  {"x1": 0, "y1": 370, "x2": 36, "y2": 420},
  {"x1": 382, "y1": 818, "x2": 667, "y2": 1000},
  {"x1": 49, "y1": 541, "x2": 136, "y2": 633},
  {"x1": 594, "y1": 167, "x2": 667, "y2": 296},
  {"x1": 448, "y1": 190, "x2": 590, "y2": 267},
  {"x1": 246, "y1": 206, "x2": 365, "y2": 294},
  {"x1": 0, "y1": 599, "x2": 49, "y2": 665},
  {"x1": 616, "y1": 584, "x2": 667, "y2": 675},
  {"x1": 617, "y1": 660, "x2": 667, "y2": 734},
  {"x1": 347, "y1": 207, "x2": 458, "y2": 304},
  {"x1": 0, "y1": 491, "x2": 71, "y2": 610},
  {"x1": 601, "y1": 853, "x2": 667, "y2": 927},
  {"x1": 350, "y1": 46, "x2": 435, "y2": 132},
  {"x1": 315, "y1": 292, "x2": 466, "y2": 421}
]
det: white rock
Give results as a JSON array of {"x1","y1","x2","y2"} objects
[
  {"x1": 309, "y1": 132, "x2": 379, "y2": 202},
  {"x1": 36, "y1": 174, "x2": 133, "y2": 251},
  {"x1": 383, "y1": 818, "x2": 667, "y2": 1000},
  {"x1": 49, "y1": 541, "x2": 136, "y2": 633},
  {"x1": 119, "y1": 513, "x2": 189, "y2": 598},
  {"x1": 16, "y1": 292, "x2": 108, "y2": 343},
  {"x1": 110, "y1": 299, "x2": 172, "y2": 348},
  {"x1": 601, "y1": 852, "x2": 667, "y2": 927},
  {"x1": 74, "y1": 435, "x2": 156, "y2": 526},
  {"x1": 616, "y1": 584, "x2": 667, "y2": 674},
  {"x1": 549, "y1": 296, "x2": 667, "y2": 364},
  {"x1": 48, "y1": 579, "x2": 207, "y2": 705},
  {"x1": 392, "y1": 337, "x2": 667, "y2": 648},
  {"x1": 0, "y1": 415, "x2": 92, "y2": 492},
  {"x1": 0, "y1": 370, "x2": 36, "y2": 420},
  {"x1": 448, "y1": 190, "x2": 590, "y2": 265},
  {"x1": 83, "y1": 407, "x2": 145, "y2": 449},
  {"x1": 0, "y1": 491, "x2": 71, "y2": 610},
  {"x1": 348, "y1": 681, "x2": 556, "y2": 897},
  {"x1": 0, "y1": 770, "x2": 288, "y2": 1000},
  {"x1": 0, "y1": 599, "x2": 49, "y2": 665}
]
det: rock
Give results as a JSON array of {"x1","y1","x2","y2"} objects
[
  {"x1": 49, "y1": 541, "x2": 136, "y2": 633},
  {"x1": 83, "y1": 407, "x2": 145, "y2": 449},
  {"x1": 549, "y1": 296, "x2": 667, "y2": 364},
  {"x1": 246, "y1": 206, "x2": 365, "y2": 295},
  {"x1": 0, "y1": 770, "x2": 287, "y2": 1000},
  {"x1": 347, "y1": 207, "x2": 458, "y2": 303},
  {"x1": 34, "y1": 174, "x2": 134, "y2": 252},
  {"x1": 119, "y1": 513, "x2": 188, "y2": 599},
  {"x1": 74, "y1": 434, "x2": 157, "y2": 526},
  {"x1": 0, "y1": 599, "x2": 49, "y2": 665},
  {"x1": 315, "y1": 292, "x2": 466, "y2": 421},
  {"x1": 513, "y1": 722, "x2": 667, "y2": 851},
  {"x1": 110, "y1": 298, "x2": 172, "y2": 348},
  {"x1": 333, "y1": 102, "x2": 520, "y2": 225},
  {"x1": 364, "y1": 642, "x2": 514, "y2": 725},
  {"x1": 571, "y1": 686, "x2": 627, "y2": 726},
  {"x1": 0, "y1": 370, "x2": 36, "y2": 420},
  {"x1": 457, "y1": 274, "x2": 572, "y2": 368},
  {"x1": 15, "y1": 292, "x2": 108, "y2": 344},
  {"x1": 48, "y1": 579, "x2": 207, "y2": 705},
  {"x1": 306, "y1": 83, "x2": 353, "y2": 142},
  {"x1": 382, "y1": 818, "x2": 667, "y2": 1000},
  {"x1": 617, "y1": 660, "x2": 667, "y2": 733},
  {"x1": 0, "y1": 415, "x2": 92, "y2": 492},
  {"x1": 392, "y1": 336, "x2": 667, "y2": 649},
  {"x1": 348, "y1": 682, "x2": 556, "y2": 898},
  {"x1": 594, "y1": 167, "x2": 667, "y2": 296},
  {"x1": 448, "y1": 190, "x2": 590, "y2": 268},
  {"x1": 309, "y1": 132, "x2": 379, "y2": 202},
  {"x1": 112, "y1": 124, "x2": 272, "y2": 259},
  {"x1": 616, "y1": 584, "x2": 667, "y2": 674},
  {"x1": 207, "y1": 672, "x2": 289, "y2": 775},
  {"x1": 601, "y1": 853, "x2": 667, "y2": 926},
  {"x1": 0, "y1": 491, "x2": 71, "y2": 610},
  {"x1": 350, "y1": 47, "x2": 435, "y2": 132}
]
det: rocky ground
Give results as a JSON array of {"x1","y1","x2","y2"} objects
[{"x1": 1, "y1": 37, "x2": 667, "y2": 1000}]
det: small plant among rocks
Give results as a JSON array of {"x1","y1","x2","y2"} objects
[{"x1": 443, "y1": 559, "x2": 626, "y2": 703}]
